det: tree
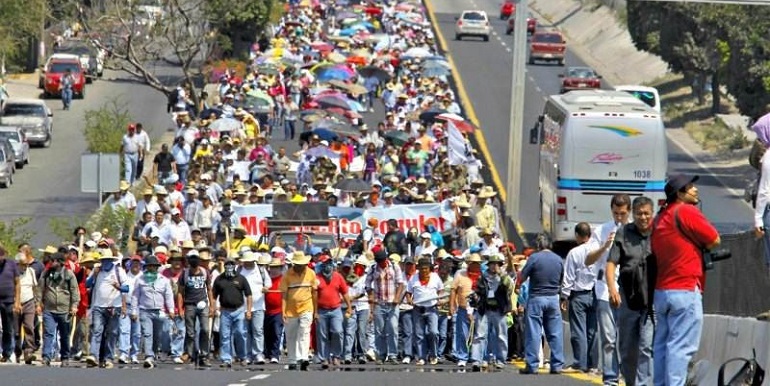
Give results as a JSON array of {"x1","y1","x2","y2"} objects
[
  {"x1": 0, "y1": 0, "x2": 46, "y2": 73},
  {"x1": 205, "y1": 0, "x2": 284, "y2": 59},
  {"x1": 0, "y1": 218, "x2": 35, "y2": 255},
  {"x1": 82, "y1": 95, "x2": 134, "y2": 153},
  {"x1": 76, "y1": 0, "x2": 217, "y2": 104}
]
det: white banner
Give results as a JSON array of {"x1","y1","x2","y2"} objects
[{"x1": 233, "y1": 203, "x2": 457, "y2": 239}]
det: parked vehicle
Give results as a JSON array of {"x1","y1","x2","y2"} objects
[
  {"x1": 455, "y1": 10, "x2": 491, "y2": 41},
  {"x1": 528, "y1": 30, "x2": 567, "y2": 65},
  {"x1": 0, "y1": 138, "x2": 15, "y2": 175},
  {"x1": 0, "y1": 126, "x2": 30, "y2": 168},
  {"x1": 0, "y1": 146, "x2": 13, "y2": 188},
  {"x1": 42, "y1": 58, "x2": 86, "y2": 99},
  {"x1": 54, "y1": 40, "x2": 103, "y2": 82},
  {"x1": 1, "y1": 99, "x2": 54, "y2": 148},
  {"x1": 500, "y1": 1, "x2": 514, "y2": 19},
  {"x1": 38, "y1": 53, "x2": 80, "y2": 89}
]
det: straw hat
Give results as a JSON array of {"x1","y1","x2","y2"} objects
[
  {"x1": 38, "y1": 245, "x2": 58, "y2": 254},
  {"x1": 467, "y1": 253, "x2": 482, "y2": 263},
  {"x1": 477, "y1": 186, "x2": 497, "y2": 199},
  {"x1": 268, "y1": 257, "x2": 284, "y2": 267},
  {"x1": 80, "y1": 251, "x2": 100, "y2": 264},
  {"x1": 354, "y1": 255, "x2": 371, "y2": 267},
  {"x1": 292, "y1": 251, "x2": 311, "y2": 265},
  {"x1": 181, "y1": 240, "x2": 196, "y2": 249},
  {"x1": 119, "y1": 180, "x2": 131, "y2": 191},
  {"x1": 240, "y1": 251, "x2": 258, "y2": 263},
  {"x1": 257, "y1": 253, "x2": 272, "y2": 265}
]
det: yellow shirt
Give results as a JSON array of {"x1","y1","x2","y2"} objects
[
  {"x1": 242, "y1": 115, "x2": 260, "y2": 139},
  {"x1": 228, "y1": 237, "x2": 258, "y2": 257},
  {"x1": 279, "y1": 267, "x2": 318, "y2": 317},
  {"x1": 193, "y1": 147, "x2": 213, "y2": 161},
  {"x1": 289, "y1": 194, "x2": 306, "y2": 202}
]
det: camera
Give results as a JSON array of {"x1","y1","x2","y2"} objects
[{"x1": 702, "y1": 248, "x2": 732, "y2": 271}]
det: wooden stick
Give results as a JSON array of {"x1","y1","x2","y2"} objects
[{"x1": 69, "y1": 315, "x2": 78, "y2": 348}]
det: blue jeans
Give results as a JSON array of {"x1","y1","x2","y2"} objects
[
  {"x1": 264, "y1": 313, "x2": 283, "y2": 360},
  {"x1": 284, "y1": 119, "x2": 296, "y2": 140},
  {"x1": 343, "y1": 308, "x2": 369, "y2": 360},
  {"x1": 164, "y1": 316, "x2": 185, "y2": 358},
  {"x1": 316, "y1": 308, "x2": 344, "y2": 361},
  {"x1": 471, "y1": 310, "x2": 507, "y2": 363},
  {"x1": 618, "y1": 292, "x2": 654, "y2": 386},
  {"x1": 139, "y1": 310, "x2": 164, "y2": 359},
  {"x1": 398, "y1": 308, "x2": 414, "y2": 358},
  {"x1": 524, "y1": 295, "x2": 565, "y2": 372},
  {"x1": 412, "y1": 307, "x2": 438, "y2": 360},
  {"x1": 61, "y1": 87, "x2": 72, "y2": 108},
  {"x1": 219, "y1": 308, "x2": 247, "y2": 363},
  {"x1": 246, "y1": 310, "x2": 265, "y2": 360},
  {"x1": 568, "y1": 290, "x2": 598, "y2": 370},
  {"x1": 596, "y1": 299, "x2": 620, "y2": 383},
  {"x1": 119, "y1": 312, "x2": 140, "y2": 358},
  {"x1": 177, "y1": 163, "x2": 189, "y2": 185},
  {"x1": 438, "y1": 312, "x2": 450, "y2": 357},
  {"x1": 453, "y1": 307, "x2": 471, "y2": 361},
  {"x1": 123, "y1": 152, "x2": 138, "y2": 184},
  {"x1": 42, "y1": 312, "x2": 72, "y2": 361},
  {"x1": 653, "y1": 289, "x2": 702, "y2": 386},
  {"x1": 373, "y1": 304, "x2": 399, "y2": 359},
  {"x1": 90, "y1": 307, "x2": 120, "y2": 361}
]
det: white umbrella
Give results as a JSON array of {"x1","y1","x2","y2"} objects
[{"x1": 403, "y1": 47, "x2": 431, "y2": 58}]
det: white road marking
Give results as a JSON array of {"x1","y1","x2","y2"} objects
[
  {"x1": 500, "y1": 41, "x2": 507, "y2": 47},
  {"x1": 251, "y1": 374, "x2": 271, "y2": 380},
  {"x1": 506, "y1": 47, "x2": 512, "y2": 52},
  {"x1": 528, "y1": 76, "x2": 535, "y2": 82},
  {"x1": 535, "y1": 86, "x2": 542, "y2": 93}
]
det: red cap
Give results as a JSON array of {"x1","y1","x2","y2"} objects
[
  {"x1": 318, "y1": 254, "x2": 331, "y2": 263},
  {"x1": 127, "y1": 124, "x2": 136, "y2": 131}
]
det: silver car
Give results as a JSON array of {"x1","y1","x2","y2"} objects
[
  {"x1": 1, "y1": 98, "x2": 53, "y2": 148},
  {"x1": 455, "y1": 10, "x2": 491, "y2": 41},
  {"x1": 0, "y1": 146, "x2": 13, "y2": 188},
  {"x1": 0, "y1": 126, "x2": 30, "y2": 169}
]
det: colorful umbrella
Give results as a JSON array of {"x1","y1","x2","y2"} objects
[
  {"x1": 209, "y1": 118, "x2": 243, "y2": 132},
  {"x1": 316, "y1": 68, "x2": 354, "y2": 82},
  {"x1": 384, "y1": 130, "x2": 411, "y2": 146},
  {"x1": 315, "y1": 95, "x2": 355, "y2": 110},
  {"x1": 357, "y1": 66, "x2": 391, "y2": 82},
  {"x1": 436, "y1": 113, "x2": 478, "y2": 133},
  {"x1": 403, "y1": 47, "x2": 431, "y2": 59},
  {"x1": 311, "y1": 41, "x2": 334, "y2": 52}
]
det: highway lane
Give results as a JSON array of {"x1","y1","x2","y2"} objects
[
  {"x1": 428, "y1": 0, "x2": 754, "y2": 235},
  {"x1": 0, "y1": 67, "x2": 175, "y2": 246}
]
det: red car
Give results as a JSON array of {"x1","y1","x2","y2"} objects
[
  {"x1": 500, "y1": 1, "x2": 514, "y2": 19},
  {"x1": 528, "y1": 30, "x2": 566, "y2": 66},
  {"x1": 559, "y1": 66, "x2": 602, "y2": 93},
  {"x1": 505, "y1": 11, "x2": 537, "y2": 35},
  {"x1": 43, "y1": 58, "x2": 86, "y2": 99}
]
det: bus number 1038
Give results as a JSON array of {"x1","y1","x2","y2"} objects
[{"x1": 633, "y1": 170, "x2": 651, "y2": 179}]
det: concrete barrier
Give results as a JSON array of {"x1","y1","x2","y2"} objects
[{"x1": 696, "y1": 315, "x2": 770, "y2": 385}]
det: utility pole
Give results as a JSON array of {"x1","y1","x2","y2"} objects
[{"x1": 505, "y1": 0, "x2": 528, "y2": 224}]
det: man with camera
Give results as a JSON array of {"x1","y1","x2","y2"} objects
[{"x1": 651, "y1": 174, "x2": 721, "y2": 386}]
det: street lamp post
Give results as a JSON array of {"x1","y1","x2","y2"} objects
[{"x1": 505, "y1": 0, "x2": 529, "y2": 225}]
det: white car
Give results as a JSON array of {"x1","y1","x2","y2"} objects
[
  {"x1": 455, "y1": 10, "x2": 491, "y2": 42},
  {"x1": 0, "y1": 126, "x2": 30, "y2": 169}
]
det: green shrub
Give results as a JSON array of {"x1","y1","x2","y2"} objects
[
  {"x1": 82, "y1": 96, "x2": 134, "y2": 154},
  {"x1": 0, "y1": 217, "x2": 34, "y2": 253}
]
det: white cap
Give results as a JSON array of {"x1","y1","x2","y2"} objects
[
  {"x1": 170, "y1": 208, "x2": 181, "y2": 216},
  {"x1": 320, "y1": 140, "x2": 329, "y2": 146}
]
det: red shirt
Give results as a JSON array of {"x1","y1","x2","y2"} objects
[
  {"x1": 651, "y1": 202, "x2": 719, "y2": 292},
  {"x1": 266, "y1": 275, "x2": 283, "y2": 315},
  {"x1": 316, "y1": 272, "x2": 348, "y2": 310}
]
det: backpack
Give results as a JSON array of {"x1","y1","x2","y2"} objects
[{"x1": 718, "y1": 349, "x2": 765, "y2": 386}]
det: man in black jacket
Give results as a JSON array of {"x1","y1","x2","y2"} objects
[
  {"x1": 469, "y1": 254, "x2": 515, "y2": 371},
  {"x1": 382, "y1": 219, "x2": 407, "y2": 256}
]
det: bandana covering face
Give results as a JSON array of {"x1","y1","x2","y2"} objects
[
  {"x1": 144, "y1": 271, "x2": 158, "y2": 284},
  {"x1": 101, "y1": 260, "x2": 115, "y2": 272},
  {"x1": 224, "y1": 264, "x2": 237, "y2": 278}
]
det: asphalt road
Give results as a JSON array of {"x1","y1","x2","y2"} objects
[
  {"x1": 0, "y1": 67, "x2": 176, "y2": 247},
  {"x1": 0, "y1": 361, "x2": 596, "y2": 386},
  {"x1": 428, "y1": 0, "x2": 754, "y2": 234}
]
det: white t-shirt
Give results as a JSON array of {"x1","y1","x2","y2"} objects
[
  {"x1": 240, "y1": 266, "x2": 271, "y2": 311},
  {"x1": 407, "y1": 272, "x2": 444, "y2": 307},
  {"x1": 92, "y1": 266, "x2": 129, "y2": 308},
  {"x1": 587, "y1": 220, "x2": 621, "y2": 302}
]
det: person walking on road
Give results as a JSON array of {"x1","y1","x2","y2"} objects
[
  {"x1": 120, "y1": 124, "x2": 143, "y2": 186},
  {"x1": 239, "y1": 252, "x2": 271, "y2": 365},
  {"x1": 38, "y1": 252, "x2": 80, "y2": 366},
  {"x1": 134, "y1": 123, "x2": 151, "y2": 180},
  {"x1": 449, "y1": 252, "x2": 483, "y2": 368},
  {"x1": 651, "y1": 175, "x2": 720, "y2": 386},
  {"x1": 517, "y1": 234, "x2": 565, "y2": 375},
  {"x1": 585, "y1": 194, "x2": 631, "y2": 386},
  {"x1": 344, "y1": 256, "x2": 371, "y2": 364},
  {"x1": 264, "y1": 257, "x2": 284, "y2": 364},
  {"x1": 470, "y1": 254, "x2": 515, "y2": 371},
  {"x1": 118, "y1": 256, "x2": 143, "y2": 364},
  {"x1": 315, "y1": 254, "x2": 352, "y2": 368},
  {"x1": 606, "y1": 196, "x2": 655, "y2": 386},
  {"x1": 177, "y1": 249, "x2": 214, "y2": 367},
  {"x1": 365, "y1": 248, "x2": 405, "y2": 365},
  {"x1": 131, "y1": 254, "x2": 176, "y2": 369},
  {"x1": 85, "y1": 249, "x2": 129, "y2": 368},
  {"x1": 406, "y1": 258, "x2": 444, "y2": 366},
  {"x1": 212, "y1": 258, "x2": 253, "y2": 368},
  {"x1": 14, "y1": 251, "x2": 39, "y2": 364},
  {"x1": 561, "y1": 222, "x2": 599, "y2": 373},
  {"x1": 280, "y1": 251, "x2": 318, "y2": 371},
  {"x1": 60, "y1": 69, "x2": 74, "y2": 110},
  {"x1": 161, "y1": 251, "x2": 186, "y2": 363}
]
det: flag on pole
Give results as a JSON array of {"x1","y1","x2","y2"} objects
[{"x1": 447, "y1": 120, "x2": 475, "y2": 166}]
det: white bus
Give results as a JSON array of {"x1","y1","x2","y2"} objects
[{"x1": 531, "y1": 90, "x2": 668, "y2": 243}]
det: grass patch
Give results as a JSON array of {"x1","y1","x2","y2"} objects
[{"x1": 684, "y1": 117, "x2": 748, "y2": 156}]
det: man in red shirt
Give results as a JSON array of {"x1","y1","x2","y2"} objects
[
  {"x1": 264, "y1": 257, "x2": 284, "y2": 364},
  {"x1": 651, "y1": 174, "x2": 720, "y2": 386},
  {"x1": 315, "y1": 255, "x2": 352, "y2": 368}
]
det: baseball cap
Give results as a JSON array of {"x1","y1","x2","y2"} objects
[{"x1": 664, "y1": 174, "x2": 699, "y2": 199}]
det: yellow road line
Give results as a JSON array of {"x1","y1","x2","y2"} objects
[{"x1": 422, "y1": 0, "x2": 508, "y2": 204}]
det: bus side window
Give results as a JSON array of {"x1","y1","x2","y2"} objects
[{"x1": 530, "y1": 115, "x2": 544, "y2": 144}]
